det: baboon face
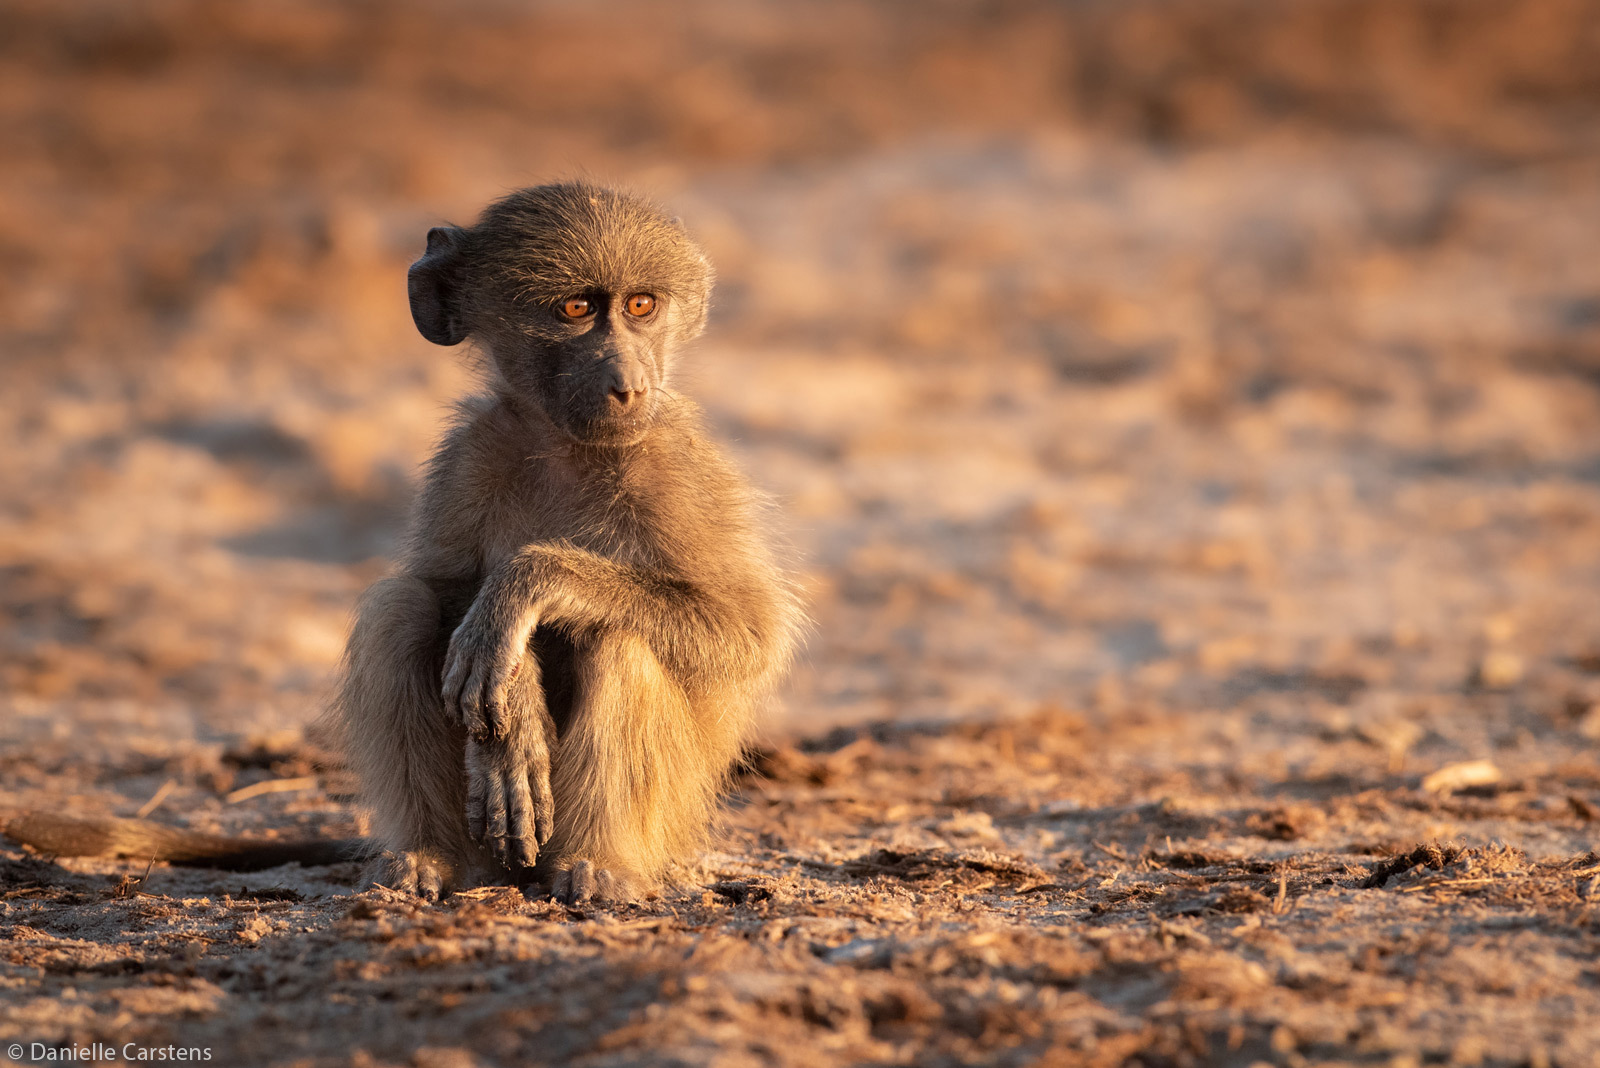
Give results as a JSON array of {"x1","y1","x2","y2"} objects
[{"x1": 407, "y1": 183, "x2": 713, "y2": 446}]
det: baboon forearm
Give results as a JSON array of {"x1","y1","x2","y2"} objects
[{"x1": 483, "y1": 544, "x2": 777, "y2": 687}]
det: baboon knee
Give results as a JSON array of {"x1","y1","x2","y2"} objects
[
  {"x1": 543, "y1": 633, "x2": 724, "y2": 878},
  {"x1": 337, "y1": 572, "x2": 468, "y2": 863},
  {"x1": 353, "y1": 576, "x2": 442, "y2": 661}
]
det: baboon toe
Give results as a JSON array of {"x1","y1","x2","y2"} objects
[
  {"x1": 551, "y1": 860, "x2": 637, "y2": 905},
  {"x1": 370, "y1": 850, "x2": 455, "y2": 901}
]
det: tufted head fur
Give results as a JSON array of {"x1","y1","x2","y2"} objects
[{"x1": 408, "y1": 182, "x2": 714, "y2": 446}]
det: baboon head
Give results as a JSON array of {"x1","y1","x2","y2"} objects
[{"x1": 407, "y1": 182, "x2": 714, "y2": 446}]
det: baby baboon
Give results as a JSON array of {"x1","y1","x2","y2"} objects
[{"x1": 335, "y1": 182, "x2": 802, "y2": 903}]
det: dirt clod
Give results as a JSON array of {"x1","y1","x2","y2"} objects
[{"x1": 1360, "y1": 843, "x2": 1467, "y2": 889}]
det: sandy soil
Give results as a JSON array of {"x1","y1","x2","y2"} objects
[{"x1": 3, "y1": 1, "x2": 1600, "y2": 1065}]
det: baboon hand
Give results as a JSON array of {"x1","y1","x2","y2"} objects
[
  {"x1": 441, "y1": 602, "x2": 536, "y2": 739},
  {"x1": 465, "y1": 734, "x2": 554, "y2": 870}
]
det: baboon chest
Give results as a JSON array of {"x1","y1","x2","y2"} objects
[
  {"x1": 441, "y1": 468, "x2": 664, "y2": 737},
  {"x1": 493, "y1": 462, "x2": 666, "y2": 567}
]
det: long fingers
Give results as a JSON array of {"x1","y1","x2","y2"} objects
[
  {"x1": 440, "y1": 644, "x2": 469, "y2": 727},
  {"x1": 530, "y1": 753, "x2": 555, "y2": 847},
  {"x1": 466, "y1": 747, "x2": 488, "y2": 842},
  {"x1": 478, "y1": 656, "x2": 517, "y2": 740},
  {"x1": 504, "y1": 768, "x2": 537, "y2": 869},
  {"x1": 465, "y1": 739, "x2": 543, "y2": 870},
  {"x1": 481, "y1": 756, "x2": 510, "y2": 859},
  {"x1": 443, "y1": 646, "x2": 523, "y2": 740},
  {"x1": 461, "y1": 657, "x2": 490, "y2": 737},
  {"x1": 440, "y1": 636, "x2": 492, "y2": 737}
]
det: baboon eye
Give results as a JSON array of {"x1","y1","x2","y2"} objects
[
  {"x1": 559, "y1": 297, "x2": 593, "y2": 320},
  {"x1": 624, "y1": 293, "x2": 656, "y2": 318}
]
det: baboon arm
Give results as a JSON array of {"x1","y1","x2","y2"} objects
[
  {"x1": 523, "y1": 544, "x2": 780, "y2": 681},
  {"x1": 450, "y1": 543, "x2": 782, "y2": 694}
]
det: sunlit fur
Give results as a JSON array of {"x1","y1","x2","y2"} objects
[{"x1": 331, "y1": 182, "x2": 803, "y2": 902}]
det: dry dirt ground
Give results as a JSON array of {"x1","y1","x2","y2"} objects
[{"x1": 3, "y1": 1, "x2": 1600, "y2": 1065}]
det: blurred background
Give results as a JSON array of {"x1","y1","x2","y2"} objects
[{"x1": 3, "y1": 0, "x2": 1600, "y2": 762}]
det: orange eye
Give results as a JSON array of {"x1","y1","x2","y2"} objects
[
  {"x1": 560, "y1": 297, "x2": 592, "y2": 320},
  {"x1": 624, "y1": 293, "x2": 656, "y2": 318}
]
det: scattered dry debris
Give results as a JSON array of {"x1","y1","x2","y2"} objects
[{"x1": 1359, "y1": 843, "x2": 1468, "y2": 889}]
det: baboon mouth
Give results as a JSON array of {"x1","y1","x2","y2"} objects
[{"x1": 567, "y1": 414, "x2": 655, "y2": 447}]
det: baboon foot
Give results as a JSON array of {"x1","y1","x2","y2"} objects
[
  {"x1": 551, "y1": 860, "x2": 638, "y2": 905},
  {"x1": 369, "y1": 849, "x2": 457, "y2": 901}
]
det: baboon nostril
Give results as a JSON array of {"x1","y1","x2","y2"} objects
[{"x1": 611, "y1": 386, "x2": 646, "y2": 410}]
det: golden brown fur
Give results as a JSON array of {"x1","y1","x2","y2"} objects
[{"x1": 332, "y1": 182, "x2": 803, "y2": 902}]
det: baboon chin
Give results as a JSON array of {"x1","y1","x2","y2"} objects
[{"x1": 332, "y1": 181, "x2": 804, "y2": 904}]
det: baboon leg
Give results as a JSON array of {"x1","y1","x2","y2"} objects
[
  {"x1": 337, "y1": 575, "x2": 473, "y2": 898},
  {"x1": 465, "y1": 649, "x2": 557, "y2": 874},
  {"x1": 546, "y1": 631, "x2": 728, "y2": 905}
]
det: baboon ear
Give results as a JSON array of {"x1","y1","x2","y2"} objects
[
  {"x1": 678, "y1": 249, "x2": 715, "y2": 341},
  {"x1": 408, "y1": 226, "x2": 468, "y2": 346}
]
